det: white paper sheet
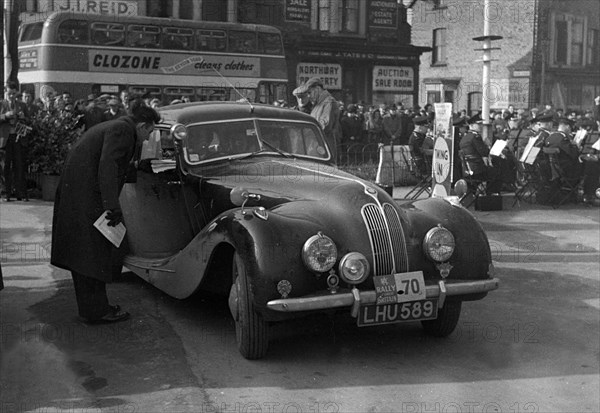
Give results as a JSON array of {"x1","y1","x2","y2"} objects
[{"x1": 93, "y1": 211, "x2": 126, "y2": 248}]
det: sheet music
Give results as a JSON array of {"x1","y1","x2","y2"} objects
[
  {"x1": 525, "y1": 147, "x2": 540, "y2": 165},
  {"x1": 93, "y1": 211, "x2": 126, "y2": 248},
  {"x1": 519, "y1": 136, "x2": 539, "y2": 163},
  {"x1": 489, "y1": 139, "x2": 508, "y2": 157},
  {"x1": 574, "y1": 129, "x2": 587, "y2": 147}
]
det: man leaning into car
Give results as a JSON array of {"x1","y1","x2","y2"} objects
[{"x1": 51, "y1": 99, "x2": 161, "y2": 324}]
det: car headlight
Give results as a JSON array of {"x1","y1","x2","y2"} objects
[
  {"x1": 339, "y1": 252, "x2": 370, "y2": 284},
  {"x1": 423, "y1": 226, "x2": 455, "y2": 262},
  {"x1": 171, "y1": 123, "x2": 187, "y2": 140},
  {"x1": 302, "y1": 233, "x2": 337, "y2": 273}
]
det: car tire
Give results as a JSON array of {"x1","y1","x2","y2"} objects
[
  {"x1": 231, "y1": 252, "x2": 269, "y2": 359},
  {"x1": 421, "y1": 300, "x2": 461, "y2": 337}
]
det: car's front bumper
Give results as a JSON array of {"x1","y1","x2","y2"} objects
[{"x1": 267, "y1": 278, "x2": 500, "y2": 317}]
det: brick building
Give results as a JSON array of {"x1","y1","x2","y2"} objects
[
  {"x1": 15, "y1": 0, "x2": 432, "y2": 107},
  {"x1": 411, "y1": 0, "x2": 599, "y2": 114}
]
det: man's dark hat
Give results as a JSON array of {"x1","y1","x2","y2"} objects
[
  {"x1": 413, "y1": 115, "x2": 429, "y2": 126},
  {"x1": 530, "y1": 113, "x2": 554, "y2": 123},
  {"x1": 577, "y1": 119, "x2": 596, "y2": 129},
  {"x1": 467, "y1": 113, "x2": 482, "y2": 124},
  {"x1": 452, "y1": 115, "x2": 467, "y2": 127},
  {"x1": 556, "y1": 116, "x2": 574, "y2": 126}
]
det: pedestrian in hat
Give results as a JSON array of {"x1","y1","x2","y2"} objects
[
  {"x1": 103, "y1": 97, "x2": 126, "y2": 122},
  {"x1": 408, "y1": 115, "x2": 431, "y2": 175},
  {"x1": 51, "y1": 102, "x2": 161, "y2": 324},
  {"x1": 292, "y1": 85, "x2": 313, "y2": 114},
  {"x1": 295, "y1": 77, "x2": 341, "y2": 162}
]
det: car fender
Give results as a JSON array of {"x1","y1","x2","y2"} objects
[
  {"x1": 402, "y1": 197, "x2": 493, "y2": 282},
  {"x1": 126, "y1": 205, "x2": 327, "y2": 301}
]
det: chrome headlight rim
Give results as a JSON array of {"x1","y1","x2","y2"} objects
[
  {"x1": 338, "y1": 252, "x2": 370, "y2": 284},
  {"x1": 423, "y1": 226, "x2": 455, "y2": 262},
  {"x1": 302, "y1": 233, "x2": 338, "y2": 273}
]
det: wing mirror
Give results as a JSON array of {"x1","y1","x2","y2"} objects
[{"x1": 230, "y1": 187, "x2": 261, "y2": 215}]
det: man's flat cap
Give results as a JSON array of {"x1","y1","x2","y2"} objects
[{"x1": 294, "y1": 77, "x2": 323, "y2": 95}]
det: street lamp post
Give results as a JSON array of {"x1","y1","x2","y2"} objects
[{"x1": 473, "y1": 0, "x2": 502, "y2": 145}]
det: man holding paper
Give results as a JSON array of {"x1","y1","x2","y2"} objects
[{"x1": 51, "y1": 99, "x2": 160, "y2": 324}]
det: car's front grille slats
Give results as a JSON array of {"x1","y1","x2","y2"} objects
[{"x1": 361, "y1": 203, "x2": 408, "y2": 276}]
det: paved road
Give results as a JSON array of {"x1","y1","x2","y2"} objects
[{"x1": 1, "y1": 198, "x2": 598, "y2": 412}]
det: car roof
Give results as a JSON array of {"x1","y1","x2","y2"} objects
[{"x1": 157, "y1": 102, "x2": 317, "y2": 126}]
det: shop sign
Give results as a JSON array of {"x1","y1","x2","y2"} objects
[
  {"x1": 53, "y1": 0, "x2": 138, "y2": 16},
  {"x1": 296, "y1": 63, "x2": 342, "y2": 89},
  {"x1": 372, "y1": 66, "x2": 414, "y2": 92},
  {"x1": 368, "y1": 0, "x2": 398, "y2": 29},
  {"x1": 89, "y1": 51, "x2": 260, "y2": 77},
  {"x1": 285, "y1": 0, "x2": 311, "y2": 23}
]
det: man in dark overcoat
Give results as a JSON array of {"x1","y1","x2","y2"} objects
[
  {"x1": 51, "y1": 102, "x2": 160, "y2": 323},
  {"x1": 1, "y1": 82, "x2": 30, "y2": 201}
]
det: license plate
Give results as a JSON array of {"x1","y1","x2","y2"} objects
[
  {"x1": 357, "y1": 299, "x2": 438, "y2": 326},
  {"x1": 373, "y1": 271, "x2": 426, "y2": 305}
]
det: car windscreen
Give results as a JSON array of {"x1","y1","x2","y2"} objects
[{"x1": 183, "y1": 119, "x2": 329, "y2": 164}]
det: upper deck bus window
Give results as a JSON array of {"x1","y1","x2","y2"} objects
[
  {"x1": 91, "y1": 22, "x2": 125, "y2": 46},
  {"x1": 257, "y1": 32, "x2": 283, "y2": 55},
  {"x1": 163, "y1": 27, "x2": 193, "y2": 50},
  {"x1": 20, "y1": 22, "x2": 44, "y2": 42},
  {"x1": 58, "y1": 20, "x2": 89, "y2": 44},
  {"x1": 127, "y1": 25, "x2": 160, "y2": 48},
  {"x1": 195, "y1": 30, "x2": 226, "y2": 52},
  {"x1": 229, "y1": 31, "x2": 256, "y2": 53}
]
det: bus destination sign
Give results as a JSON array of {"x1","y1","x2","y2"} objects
[{"x1": 54, "y1": 0, "x2": 138, "y2": 16}]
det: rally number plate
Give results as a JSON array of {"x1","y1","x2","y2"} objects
[
  {"x1": 373, "y1": 271, "x2": 426, "y2": 305},
  {"x1": 357, "y1": 299, "x2": 438, "y2": 327}
]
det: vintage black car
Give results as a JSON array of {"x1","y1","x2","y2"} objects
[{"x1": 121, "y1": 101, "x2": 499, "y2": 359}]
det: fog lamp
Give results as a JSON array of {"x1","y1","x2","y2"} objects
[
  {"x1": 423, "y1": 226, "x2": 455, "y2": 262},
  {"x1": 339, "y1": 252, "x2": 370, "y2": 284},
  {"x1": 302, "y1": 233, "x2": 337, "y2": 273},
  {"x1": 595, "y1": 188, "x2": 600, "y2": 199}
]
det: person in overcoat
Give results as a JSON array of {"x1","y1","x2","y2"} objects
[
  {"x1": 1, "y1": 82, "x2": 30, "y2": 201},
  {"x1": 51, "y1": 102, "x2": 160, "y2": 323}
]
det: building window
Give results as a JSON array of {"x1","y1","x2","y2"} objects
[
  {"x1": 468, "y1": 92, "x2": 482, "y2": 117},
  {"x1": 427, "y1": 91, "x2": 441, "y2": 104},
  {"x1": 570, "y1": 18, "x2": 584, "y2": 66},
  {"x1": 552, "y1": 13, "x2": 588, "y2": 67},
  {"x1": 319, "y1": 0, "x2": 331, "y2": 31},
  {"x1": 432, "y1": 28, "x2": 446, "y2": 65},
  {"x1": 338, "y1": 0, "x2": 359, "y2": 33},
  {"x1": 587, "y1": 29, "x2": 599, "y2": 66}
]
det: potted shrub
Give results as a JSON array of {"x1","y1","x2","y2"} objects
[{"x1": 28, "y1": 109, "x2": 83, "y2": 201}]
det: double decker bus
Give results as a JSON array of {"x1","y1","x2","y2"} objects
[{"x1": 18, "y1": 12, "x2": 288, "y2": 104}]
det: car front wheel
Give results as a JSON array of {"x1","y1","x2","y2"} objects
[
  {"x1": 229, "y1": 252, "x2": 269, "y2": 359},
  {"x1": 421, "y1": 300, "x2": 461, "y2": 337}
]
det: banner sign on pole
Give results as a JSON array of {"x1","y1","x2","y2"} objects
[{"x1": 432, "y1": 103, "x2": 454, "y2": 198}]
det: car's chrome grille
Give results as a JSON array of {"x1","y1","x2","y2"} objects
[{"x1": 361, "y1": 203, "x2": 409, "y2": 276}]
